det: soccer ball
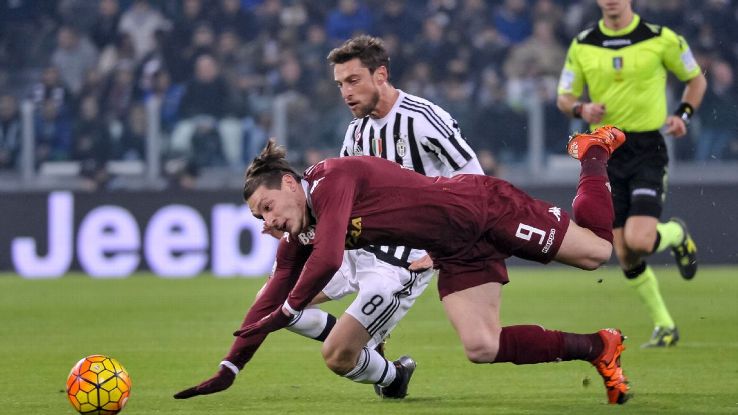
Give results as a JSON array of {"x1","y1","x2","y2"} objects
[{"x1": 66, "y1": 355, "x2": 132, "y2": 414}]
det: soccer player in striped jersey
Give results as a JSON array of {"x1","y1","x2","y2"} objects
[
  {"x1": 174, "y1": 35, "x2": 483, "y2": 401},
  {"x1": 285, "y1": 34, "x2": 484, "y2": 394}
]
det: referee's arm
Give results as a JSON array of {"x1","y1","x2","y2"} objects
[{"x1": 665, "y1": 72, "x2": 707, "y2": 137}]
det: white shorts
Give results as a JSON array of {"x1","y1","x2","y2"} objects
[{"x1": 322, "y1": 250, "x2": 433, "y2": 348}]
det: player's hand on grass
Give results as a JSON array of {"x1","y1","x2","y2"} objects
[
  {"x1": 233, "y1": 306, "x2": 293, "y2": 338},
  {"x1": 173, "y1": 366, "x2": 236, "y2": 399},
  {"x1": 409, "y1": 254, "x2": 433, "y2": 272}
]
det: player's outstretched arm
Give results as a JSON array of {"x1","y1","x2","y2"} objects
[{"x1": 174, "y1": 238, "x2": 309, "y2": 399}]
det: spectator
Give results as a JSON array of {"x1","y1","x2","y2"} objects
[
  {"x1": 51, "y1": 25, "x2": 99, "y2": 95},
  {"x1": 116, "y1": 103, "x2": 147, "y2": 161},
  {"x1": 0, "y1": 94, "x2": 21, "y2": 170},
  {"x1": 34, "y1": 99, "x2": 72, "y2": 164},
  {"x1": 97, "y1": 34, "x2": 137, "y2": 78},
  {"x1": 492, "y1": 0, "x2": 533, "y2": 44},
  {"x1": 118, "y1": 0, "x2": 171, "y2": 60},
  {"x1": 503, "y1": 19, "x2": 566, "y2": 106},
  {"x1": 376, "y1": 0, "x2": 421, "y2": 40},
  {"x1": 29, "y1": 66, "x2": 71, "y2": 111},
  {"x1": 101, "y1": 63, "x2": 136, "y2": 122},
  {"x1": 71, "y1": 95, "x2": 112, "y2": 187},
  {"x1": 171, "y1": 54, "x2": 242, "y2": 167},
  {"x1": 90, "y1": 0, "x2": 122, "y2": 49},
  {"x1": 213, "y1": 0, "x2": 259, "y2": 41},
  {"x1": 696, "y1": 60, "x2": 738, "y2": 161},
  {"x1": 143, "y1": 69, "x2": 185, "y2": 133},
  {"x1": 325, "y1": 0, "x2": 374, "y2": 43}
]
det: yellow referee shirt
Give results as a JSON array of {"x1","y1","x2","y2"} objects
[{"x1": 558, "y1": 14, "x2": 702, "y2": 132}]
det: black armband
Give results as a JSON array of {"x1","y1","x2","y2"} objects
[
  {"x1": 572, "y1": 102, "x2": 583, "y2": 119},
  {"x1": 673, "y1": 102, "x2": 694, "y2": 125}
]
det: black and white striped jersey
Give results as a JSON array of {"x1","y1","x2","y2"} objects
[
  {"x1": 340, "y1": 90, "x2": 478, "y2": 177},
  {"x1": 339, "y1": 89, "x2": 482, "y2": 266}
]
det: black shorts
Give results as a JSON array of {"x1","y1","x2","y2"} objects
[{"x1": 607, "y1": 130, "x2": 668, "y2": 228}]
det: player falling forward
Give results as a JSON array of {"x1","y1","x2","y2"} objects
[{"x1": 226, "y1": 126, "x2": 630, "y2": 404}]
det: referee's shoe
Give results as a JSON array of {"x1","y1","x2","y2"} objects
[{"x1": 669, "y1": 217, "x2": 697, "y2": 280}]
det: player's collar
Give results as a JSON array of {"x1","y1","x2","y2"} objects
[
  {"x1": 370, "y1": 89, "x2": 405, "y2": 127},
  {"x1": 301, "y1": 179, "x2": 316, "y2": 220},
  {"x1": 599, "y1": 13, "x2": 640, "y2": 37}
]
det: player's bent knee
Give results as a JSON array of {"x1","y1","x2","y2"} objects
[{"x1": 462, "y1": 340, "x2": 499, "y2": 363}]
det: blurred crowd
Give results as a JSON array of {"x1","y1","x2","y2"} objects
[{"x1": 0, "y1": 0, "x2": 736, "y2": 189}]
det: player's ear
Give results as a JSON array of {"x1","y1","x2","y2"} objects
[{"x1": 282, "y1": 174, "x2": 296, "y2": 190}]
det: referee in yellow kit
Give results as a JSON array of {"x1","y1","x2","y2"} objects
[{"x1": 557, "y1": 0, "x2": 707, "y2": 348}]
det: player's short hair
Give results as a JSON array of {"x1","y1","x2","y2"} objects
[
  {"x1": 243, "y1": 139, "x2": 300, "y2": 201},
  {"x1": 327, "y1": 35, "x2": 390, "y2": 75}
]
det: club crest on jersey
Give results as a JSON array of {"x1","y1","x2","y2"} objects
[
  {"x1": 371, "y1": 137, "x2": 383, "y2": 156},
  {"x1": 345, "y1": 217, "x2": 362, "y2": 248},
  {"x1": 613, "y1": 56, "x2": 623, "y2": 70},
  {"x1": 297, "y1": 225, "x2": 316, "y2": 245},
  {"x1": 395, "y1": 136, "x2": 406, "y2": 157}
]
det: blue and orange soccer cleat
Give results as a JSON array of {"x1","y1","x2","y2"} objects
[
  {"x1": 567, "y1": 125, "x2": 626, "y2": 160},
  {"x1": 590, "y1": 328, "x2": 630, "y2": 405}
]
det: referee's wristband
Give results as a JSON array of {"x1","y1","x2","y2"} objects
[
  {"x1": 673, "y1": 102, "x2": 694, "y2": 125},
  {"x1": 571, "y1": 102, "x2": 583, "y2": 119}
]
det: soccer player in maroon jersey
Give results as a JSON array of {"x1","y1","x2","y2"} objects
[{"x1": 176, "y1": 125, "x2": 631, "y2": 404}]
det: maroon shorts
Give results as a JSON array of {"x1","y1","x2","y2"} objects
[{"x1": 437, "y1": 181, "x2": 571, "y2": 299}]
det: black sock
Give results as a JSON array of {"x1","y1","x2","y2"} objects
[
  {"x1": 313, "y1": 313, "x2": 336, "y2": 341},
  {"x1": 623, "y1": 261, "x2": 647, "y2": 279}
]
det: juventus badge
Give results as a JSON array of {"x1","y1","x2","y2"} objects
[{"x1": 396, "y1": 137, "x2": 406, "y2": 157}]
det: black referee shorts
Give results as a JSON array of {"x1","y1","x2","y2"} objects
[{"x1": 607, "y1": 130, "x2": 668, "y2": 228}]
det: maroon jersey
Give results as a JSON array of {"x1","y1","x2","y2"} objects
[
  {"x1": 279, "y1": 156, "x2": 569, "y2": 311},
  {"x1": 224, "y1": 156, "x2": 569, "y2": 368}
]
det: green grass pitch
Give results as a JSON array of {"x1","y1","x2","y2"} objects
[{"x1": 1, "y1": 266, "x2": 736, "y2": 414}]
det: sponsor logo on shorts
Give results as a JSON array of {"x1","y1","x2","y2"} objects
[{"x1": 542, "y1": 229, "x2": 556, "y2": 253}]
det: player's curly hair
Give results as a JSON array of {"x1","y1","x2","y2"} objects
[
  {"x1": 327, "y1": 35, "x2": 390, "y2": 76},
  {"x1": 243, "y1": 139, "x2": 300, "y2": 201}
]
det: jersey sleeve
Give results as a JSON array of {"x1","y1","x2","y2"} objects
[
  {"x1": 558, "y1": 39, "x2": 585, "y2": 97},
  {"x1": 661, "y1": 27, "x2": 701, "y2": 82},
  {"x1": 415, "y1": 103, "x2": 476, "y2": 171},
  {"x1": 286, "y1": 169, "x2": 357, "y2": 311},
  {"x1": 224, "y1": 236, "x2": 312, "y2": 369}
]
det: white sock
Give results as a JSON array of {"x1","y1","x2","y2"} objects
[
  {"x1": 287, "y1": 307, "x2": 335, "y2": 340},
  {"x1": 343, "y1": 347, "x2": 397, "y2": 386}
]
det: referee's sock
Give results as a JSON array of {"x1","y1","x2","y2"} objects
[
  {"x1": 624, "y1": 262, "x2": 675, "y2": 328},
  {"x1": 572, "y1": 146, "x2": 614, "y2": 243}
]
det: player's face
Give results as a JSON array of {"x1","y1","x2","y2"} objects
[
  {"x1": 248, "y1": 176, "x2": 307, "y2": 236},
  {"x1": 334, "y1": 58, "x2": 381, "y2": 118},
  {"x1": 597, "y1": 0, "x2": 631, "y2": 18}
]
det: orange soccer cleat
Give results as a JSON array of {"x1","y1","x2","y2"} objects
[
  {"x1": 590, "y1": 328, "x2": 630, "y2": 404},
  {"x1": 567, "y1": 125, "x2": 626, "y2": 160}
]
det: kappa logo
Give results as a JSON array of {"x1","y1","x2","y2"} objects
[{"x1": 548, "y1": 206, "x2": 562, "y2": 222}]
